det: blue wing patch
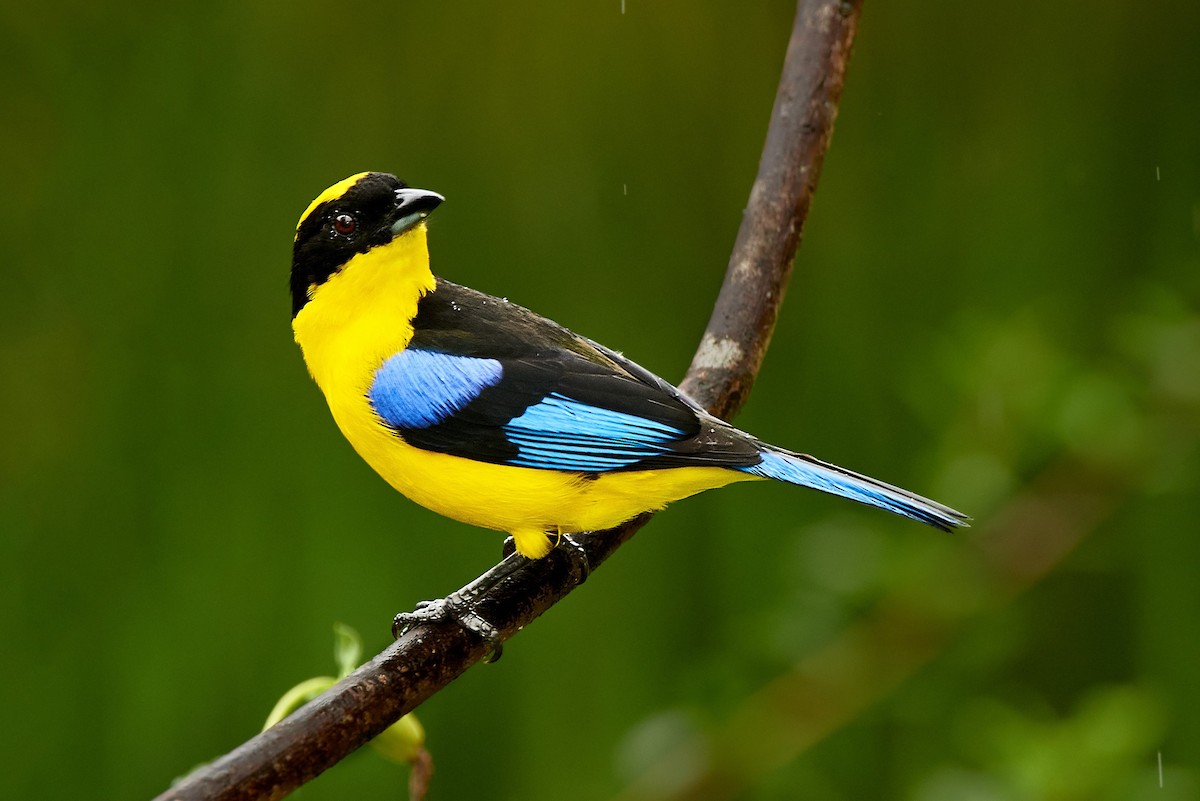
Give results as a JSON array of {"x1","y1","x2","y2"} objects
[
  {"x1": 369, "y1": 349, "x2": 503, "y2": 429},
  {"x1": 369, "y1": 350, "x2": 690, "y2": 472},
  {"x1": 503, "y1": 393, "x2": 685, "y2": 471}
]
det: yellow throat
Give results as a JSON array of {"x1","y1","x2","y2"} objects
[{"x1": 292, "y1": 223, "x2": 436, "y2": 397}]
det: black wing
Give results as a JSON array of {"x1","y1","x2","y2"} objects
[{"x1": 366, "y1": 279, "x2": 761, "y2": 473}]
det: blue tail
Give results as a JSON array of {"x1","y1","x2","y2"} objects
[{"x1": 737, "y1": 448, "x2": 969, "y2": 532}]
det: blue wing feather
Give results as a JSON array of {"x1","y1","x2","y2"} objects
[
  {"x1": 369, "y1": 349, "x2": 503, "y2": 429},
  {"x1": 368, "y1": 349, "x2": 693, "y2": 473},
  {"x1": 503, "y1": 393, "x2": 683, "y2": 471}
]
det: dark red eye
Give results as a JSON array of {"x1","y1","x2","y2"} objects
[{"x1": 333, "y1": 213, "x2": 356, "y2": 235}]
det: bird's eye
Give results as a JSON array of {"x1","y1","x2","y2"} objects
[{"x1": 333, "y1": 213, "x2": 357, "y2": 235}]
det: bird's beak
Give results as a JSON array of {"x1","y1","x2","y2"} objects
[{"x1": 390, "y1": 187, "x2": 445, "y2": 237}]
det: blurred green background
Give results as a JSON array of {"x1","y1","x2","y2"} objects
[{"x1": 4, "y1": 1, "x2": 1198, "y2": 799}]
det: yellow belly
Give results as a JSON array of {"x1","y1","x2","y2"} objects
[{"x1": 329, "y1": 387, "x2": 754, "y2": 556}]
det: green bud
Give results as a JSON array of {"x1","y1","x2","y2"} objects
[{"x1": 370, "y1": 713, "x2": 427, "y2": 764}]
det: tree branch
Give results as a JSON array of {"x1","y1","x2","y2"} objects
[
  {"x1": 155, "y1": 2, "x2": 863, "y2": 799},
  {"x1": 681, "y1": 0, "x2": 860, "y2": 415}
]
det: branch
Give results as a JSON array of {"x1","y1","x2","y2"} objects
[
  {"x1": 155, "y1": 2, "x2": 863, "y2": 799},
  {"x1": 681, "y1": 0, "x2": 860, "y2": 415}
]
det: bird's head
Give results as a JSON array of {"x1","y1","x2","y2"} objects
[{"x1": 290, "y1": 172, "x2": 444, "y2": 317}]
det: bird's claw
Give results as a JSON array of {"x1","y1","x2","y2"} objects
[
  {"x1": 559, "y1": 533, "x2": 591, "y2": 584},
  {"x1": 391, "y1": 535, "x2": 588, "y2": 665},
  {"x1": 393, "y1": 593, "x2": 505, "y2": 662}
]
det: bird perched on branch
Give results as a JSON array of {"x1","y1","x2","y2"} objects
[{"x1": 291, "y1": 172, "x2": 967, "y2": 559}]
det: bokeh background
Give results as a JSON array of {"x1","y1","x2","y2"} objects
[{"x1": 4, "y1": 1, "x2": 1199, "y2": 799}]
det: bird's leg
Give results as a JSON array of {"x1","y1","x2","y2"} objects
[
  {"x1": 392, "y1": 532, "x2": 592, "y2": 663},
  {"x1": 392, "y1": 552, "x2": 530, "y2": 663}
]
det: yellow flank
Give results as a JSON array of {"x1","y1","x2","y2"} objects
[{"x1": 293, "y1": 219, "x2": 759, "y2": 558}]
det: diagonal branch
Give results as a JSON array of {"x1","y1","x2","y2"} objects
[
  {"x1": 681, "y1": 0, "x2": 860, "y2": 415},
  {"x1": 154, "y1": 2, "x2": 863, "y2": 799}
]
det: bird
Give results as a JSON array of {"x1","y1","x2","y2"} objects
[{"x1": 290, "y1": 172, "x2": 968, "y2": 561}]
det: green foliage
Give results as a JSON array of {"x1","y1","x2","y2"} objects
[
  {"x1": 3, "y1": 1, "x2": 1198, "y2": 799},
  {"x1": 915, "y1": 686, "x2": 1175, "y2": 801},
  {"x1": 263, "y1": 624, "x2": 425, "y2": 768}
]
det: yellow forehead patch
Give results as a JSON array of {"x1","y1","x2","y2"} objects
[{"x1": 296, "y1": 172, "x2": 373, "y2": 232}]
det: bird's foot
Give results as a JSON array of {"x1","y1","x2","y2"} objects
[
  {"x1": 393, "y1": 593, "x2": 505, "y2": 663},
  {"x1": 391, "y1": 535, "x2": 589, "y2": 665},
  {"x1": 392, "y1": 551, "x2": 533, "y2": 662},
  {"x1": 559, "y1": 532, "x2": 591, "y2": 584}
]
